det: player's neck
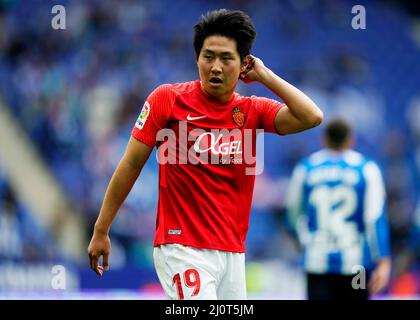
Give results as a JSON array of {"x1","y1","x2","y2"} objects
[{"x1": 326, "y1": 147, "x2": 349, "y2": 153}]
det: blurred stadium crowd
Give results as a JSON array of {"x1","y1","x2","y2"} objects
[{"x1": 0, "y1": 0, "x2": 419, "y2": 298}]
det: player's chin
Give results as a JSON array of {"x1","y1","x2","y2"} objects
[{"x1": 205, "y1": 84, "x2": 225, "y2": 97}]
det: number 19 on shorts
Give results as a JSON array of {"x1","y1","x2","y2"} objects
[{"x1": 172, "y1": 269, "x2": 201, "y2": 300}]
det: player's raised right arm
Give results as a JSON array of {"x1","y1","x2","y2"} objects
[{"x1": 88, "y1": 137, "x2": 153, "y2": 276}]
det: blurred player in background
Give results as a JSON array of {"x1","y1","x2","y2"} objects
[
  {"x1": 88, "y1": 9, "x2": 323, "y2": 300},
  {"x1": 287, "y1": 119, "x2": 391, "y2": 300}
]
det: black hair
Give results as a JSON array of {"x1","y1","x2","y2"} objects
[
  {"x1": 193, "y1": 9, "x2": 256, "y2": 61},
  {"x1": 325, "y1": 119, "x2": 352, "y2": 149}
]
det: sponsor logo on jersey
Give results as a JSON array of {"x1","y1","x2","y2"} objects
[
  {"x1": 232, "y1": 107, "x2": 245, "y2": 128},
  {"x1": 135, "y1": 101, "x2": 150, "y2": 130},
  {"x1": 155, "y1": 124, "x2": 265, "y2": 175},
  {"x1": 193, "y1": 132, "x2": 243, "y2": 156}
]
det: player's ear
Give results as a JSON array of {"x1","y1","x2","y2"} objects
[
  {"x1": 241, "y1": 55, "x2": 251, "y2": 72},
  {"x1": 239, "y1": 55, "x2": 252, "y2": 80}
]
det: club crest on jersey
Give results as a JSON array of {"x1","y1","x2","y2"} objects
[
  {"x1": 232, "y1": 107, "x2": 245, "y2": 128},
  {"x1": 135, "y1": 101, "x2": 150, "y2": 130}
]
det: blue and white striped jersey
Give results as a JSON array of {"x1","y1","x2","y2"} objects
[{"x1": 287, "y1": 149, "x2": 390, "y2": 275}]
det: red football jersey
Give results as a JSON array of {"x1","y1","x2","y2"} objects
[{"x1": 132, "y1": 80, "x2": 284, "y2": 252}]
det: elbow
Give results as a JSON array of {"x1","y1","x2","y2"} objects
[
  {"x1": 314, "y1": 109, "x2": 324, "y2": 126},
  {"x1": 309, "y1": 107, "x2": 323, "y2": 128}
]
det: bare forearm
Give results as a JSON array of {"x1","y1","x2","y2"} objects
[
  {"x1": 260, "y1": 68, "x2": 323, "y2": 126},
  {"x1": 377, "y1": 256, "x2": 391, "y2": 268},
  {"x1": 94, "y1": 159, "x2": 142, "y2": 234}
]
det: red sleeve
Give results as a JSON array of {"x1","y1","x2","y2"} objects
[
  {"x1": 252, "y1": 96, "x2": 285, "y2": 134},
  {"x1": 131, "y1": 84, "x2": 174, "y2": 147}
]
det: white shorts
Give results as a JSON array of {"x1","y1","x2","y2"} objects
[{"x1": 153, "y1": 243, "x2": 247, "y2": 300}]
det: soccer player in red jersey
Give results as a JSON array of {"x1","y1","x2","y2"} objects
[{"x1": 88, "y1": 9, "x2": 323, "y2": 299}]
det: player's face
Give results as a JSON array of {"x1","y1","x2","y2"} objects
[{"x1": 197, "y1": 35, "x2": 244, "y2": 102}]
